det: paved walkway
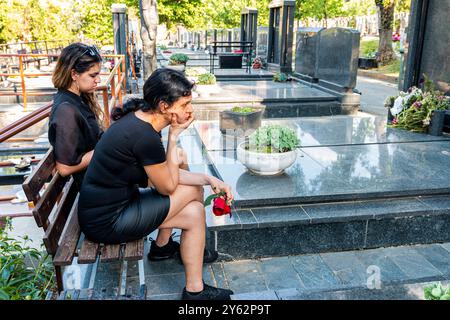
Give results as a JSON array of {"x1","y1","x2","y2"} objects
[
  {"x1": 356, "y1": 76, "x2": 399, "y2": 116},
  {"x1": 90, "y1": 240, "x2": 450, "y2": 300}
]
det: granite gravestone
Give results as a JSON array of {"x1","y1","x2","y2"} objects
[
  {"x1": 241, "y1": 8, "x2": 258, "y2": 53},
  {"x1": 112, "y1": 4, "x2": 130, "y2": 92},
  {"x1": 267, "y1": 0, "x2": 296, "y2": 73},
  {"x1": 403, "y1": 0, "x2": 450, "y2": 94},
  {"x1": 294, "y1": 27, "x2": 324, "y2": 80},
  {"x1": 257, "y1": 27, "x2": 269, "y2": 58},
  {"x1": 315, "y1": 28, "x2": 360, "y2": 89}
]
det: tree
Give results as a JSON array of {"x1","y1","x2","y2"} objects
[
  {"x1": 296, "y1": 0, "x2": 344, "y2": 27},
  {"x1": 375, "y1": 0, "x2": 396, "y2": 64},
  {"x1": 139, "y1": 0, "x2": 158, "y2": 78}
]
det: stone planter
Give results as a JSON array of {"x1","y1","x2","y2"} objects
[
  {"x1": 236, "y1": 142, "x2": 297, "y2": 176},
  {"x1": 195, "y1": 84, "x2": 221, "y2": 98},
  {"x1": 219, "y1": 109, "x2": 263, "y2": 136},
  {"x1": 358, "y1": 57, "x2": 378, "y2": 69},
  {"x1": 428, "y1": 110, "x2": 446, "y2": 136},
  {"x1": 165, "y1": 64, "x2": 186, "y2": 73}
]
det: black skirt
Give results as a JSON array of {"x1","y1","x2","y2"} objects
[{"x1": 82, "y1": 188, "x2": 170, "y2": 244}]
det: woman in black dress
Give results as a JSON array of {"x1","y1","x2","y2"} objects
[
  {"x1": 78, "y1": 68, "x2": 234, "y2": 300},
  {"x1": 49, "y1": 43, "x2": 104, "y2": 189}
]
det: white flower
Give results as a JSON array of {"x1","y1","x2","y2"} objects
[
  {"x1": 423, "y1": 118, "x2": 431, "y2": 126},
  {"x1": 390, "y1": 96, "x2": 405, "y2": 116}
]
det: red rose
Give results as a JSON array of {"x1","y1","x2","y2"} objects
[{"x1": 212, "y1": 197, "x2": 232, "y2": 217}]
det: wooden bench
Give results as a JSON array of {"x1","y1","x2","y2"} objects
[{"x1": 22, "y1": 147, "x2": 147, "y2": 299}]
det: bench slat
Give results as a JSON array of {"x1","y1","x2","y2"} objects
[
  {"x1": 123, "y1": 238, "x2": 145, "y2": 261},
  {"x1": 101, "y1": 244, "x2": 121, "y2": 262},
  {"x1": 43, "y1": 179, "x2": 78, "y2": 256},
  {"x1": 53, "y1": 199, "x2": 81, "y2": 266},
  {"x1": 32, "y1": 172, "x2": 68, "y2": 228},
  {"x1": 22, "y1": 147, "x2": 55, "y2": 204},
  {"x1": 78, "y1": 238, "x2": 99, "y2": 264}
]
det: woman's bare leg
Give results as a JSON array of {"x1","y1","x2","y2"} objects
[
  {"x1": 154, "y1": 147, "x2": 190, "y2": 246},
  {"x1": 158, "y1": 185, "x2": 206, "y2": 292}
]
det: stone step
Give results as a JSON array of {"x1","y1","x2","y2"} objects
[
  {"x1": 74, "y1": 242, "x2": 450, "y2": 300},
  {"x1": 231, "y1": 279, "x2": 450, "y2": 300},
  {"x1": 207, "y1": 195, "x2": 450, "y2": 259}
]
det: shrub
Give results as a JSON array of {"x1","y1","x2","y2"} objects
[
  {"x1": 0, "y1": 218, "x2": 55, "y2": 300},
  {"x1": 197, "y1": 73, "x2": 216, "y2": 85},
  {"x1": 273, "y1": 72, "x2": 288, "y2": 82},
  {"x1": 247, "y1": 125, "x2": 300, "y2": 153},
  {"x1": 231, "y1": 107, "x2": 256, "y2": 114},
  {"x1": 169, "y1": 53, "x2": 189, "y2": 65},
  {"x1": 360, "y1": 39, "x2": 379, "y2": 58},
  {"x1": 185, "y1": 67, "x2": 208, "y2": 77}
]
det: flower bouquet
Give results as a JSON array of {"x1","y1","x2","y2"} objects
[
  {"x1": 252, "y1": 56, "x2": 262, "y2": 69},
  {"x1": 384, "y1": 76, "x2": 450, "y2": 133}
]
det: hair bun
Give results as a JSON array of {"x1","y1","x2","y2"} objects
[{"x1": 111, "y1": 98, "x2": 148, "y2": 121}]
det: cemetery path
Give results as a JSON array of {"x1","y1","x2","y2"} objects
[{"x1": 356, "y1": 76, "x2": 399, "y2": 116}]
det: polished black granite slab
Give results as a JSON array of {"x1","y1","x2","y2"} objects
[
  {"x1": 195, "y1": 115, "x2": 450, "y2": 206},
  {"x1": 195, "y1": 116, "x2": 450, "y2": 152}
]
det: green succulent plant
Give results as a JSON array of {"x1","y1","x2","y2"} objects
[
  {"x1": 247, "y1": 125, "x2": 300, "y2": 153},
  {"x1": 424, "y1": 282, "x2": 450, "y2": 300}
]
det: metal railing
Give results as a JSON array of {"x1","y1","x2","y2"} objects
[
  {"x1": 0, "y1": 53, "x2": 126, "y2": 112},
  {"x1": 0, "y1": 54, "x2": 127, "y2": 142},
  {"x1": 0, "y1": 39, "x2": 74, "y2": 54}
]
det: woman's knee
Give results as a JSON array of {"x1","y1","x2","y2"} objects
[
  {"x1": 180, "y1": 201, "x2": 205, "y2": 228},
  {"x1": 177, "y1": 184, "x2": 203, "y2": 202}
]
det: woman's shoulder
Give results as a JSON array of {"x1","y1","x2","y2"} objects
[{"x1": 51, "y1": 100, "x2": 81, "y2": 120}]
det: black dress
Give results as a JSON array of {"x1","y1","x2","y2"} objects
[
  {"x1": 48, "y1": 89, "x2": 102, "y2": 188},
  {"x1": 78, "y1": 112, "x2": 170, "y2": 244}
]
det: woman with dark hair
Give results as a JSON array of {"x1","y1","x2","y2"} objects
[
  {"x1": 49, "y1": 43, "x2": 103, "y2": 189},
  {"x1": 78, "y1": 68, "x2": 234, "y2": 300}
]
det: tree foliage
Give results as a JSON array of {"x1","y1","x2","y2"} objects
[
  {"x1": 296, "y1": 0, "x2": 345, "y2": 22},
  {"x1": 0, "y1": 0, "x2": 413, "y2": 45}
]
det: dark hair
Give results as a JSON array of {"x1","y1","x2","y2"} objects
[
  {"x1": 52, "y1": 43, "x2": 103, "y2": 122},
  {"x1": 111, "y1": 68, "x2": 194, "y2": 121}
]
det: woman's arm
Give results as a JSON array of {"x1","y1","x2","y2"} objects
[
  {"x1": 143, "y1": 114, "x2": 193, "y2": 195},
  {"x1": 179, "y1": 169, "x2": 234, "y2": 205},
  {"x1": 55, "y1": 150, "x2": 94, "y2": 177}
]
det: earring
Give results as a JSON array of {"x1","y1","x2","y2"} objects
[{"x1": 75, "y1": 81, "x2": 80, "y2": 93}]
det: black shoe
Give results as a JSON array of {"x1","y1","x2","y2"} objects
[
  {"x1": 182, "y1": 282, "x2": 234, "y2": 300},
  {"x1": 177, "y1": 248, "x2": 219, "y2": 265},
  {"x1": 203, "y1": 248, "x2": 219, "y2": 263},
  {"x1": 147, "y1": 237, "x2": 180, "y2": 261}
]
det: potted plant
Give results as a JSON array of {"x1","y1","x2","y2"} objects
[
  {"x1": 194, "y1": 73, "x2": 220, "y2": 97},
  {"x1": 219, "y1": 106, "x2": 263, "y2": 136},
  {"x1": 166, "y1": 53, "x2": 189, "y2": 72},
  {"x1": 237, "y1": 124, "x2": 300, "y2": 176}
]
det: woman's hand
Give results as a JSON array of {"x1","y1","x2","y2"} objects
[
  {"x1": 169, "y1": 113, "x2": 194, "y2": 136},
  {"x1": 208, "y1": 175, "x2": 233, "y2": 206}
]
